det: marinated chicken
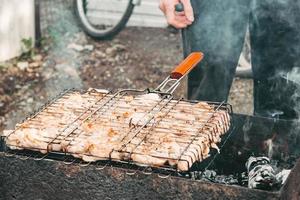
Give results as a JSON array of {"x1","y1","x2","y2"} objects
[{"x1": 4, "y1": 90, "x2": 231, "y2": 171}]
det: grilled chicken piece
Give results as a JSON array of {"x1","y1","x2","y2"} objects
[
  {"x1": 4, "y1": 91, "x2": 230, "y2": 172},
  {"x1": 194, "y1": 102, "x2": 214, "y2": 110},
  {"x1": 137, "y1": 93, "x2": 161, "y2": 101},
  {"x1": 66, "y1": 123, "x2": 127, "y2": 161},
  {"x1": 6, "y1": 128, "x2": 50, "y2": 153},
  {"x1": 127, "y1": 113, "x2": 154, "y2": 127},
  {"x1": 131, "y1": 154, "x2": 169, "y2": 167},
  {"x1": 126, "y1": 131, "x2": 212, "y2": 171},
  {"x1": 124, "y1": 95, "x2": 134, "y2": 103}
]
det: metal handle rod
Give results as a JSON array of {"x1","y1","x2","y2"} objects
[{"x1": 154, "y1": 52, "x2": 204, "y2": 94}]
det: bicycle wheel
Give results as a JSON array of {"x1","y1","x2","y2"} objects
[{"x1": 74, "y1": 0, "x2": 135, "y2": 40}]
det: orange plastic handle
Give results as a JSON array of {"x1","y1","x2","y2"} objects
[{"x1": 170, "y1": 52, "x2": 204, "y2": 79}]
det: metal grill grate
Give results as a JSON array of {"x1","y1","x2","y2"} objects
[{"x1": 3, "y1": 88, "x2": 232, "y2": 172}]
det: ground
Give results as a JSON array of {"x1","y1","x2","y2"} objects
[{"x1": 0, "y1": 27, "x2": 253, "y2": 132}]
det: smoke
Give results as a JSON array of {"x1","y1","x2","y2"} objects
[
  {"x1": 188, "y1": 0, "x2": 300, "y2": 161},
  {"x1": 282, "y1": 67, "x2": 300, "y2": 152},
  {"x1": 250, "y1": 0, "x2": 300, "y2": 158},
  {"x1": 285, "y1": 68, "x2": 300, "y2": 118},
  {"x1": 40, "y1": 0, "x2": 84, "y2": 97}
]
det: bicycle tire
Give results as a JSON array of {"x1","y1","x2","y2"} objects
[{"x1": 74, "y1": 0, "x2": 135, "y2": 40}]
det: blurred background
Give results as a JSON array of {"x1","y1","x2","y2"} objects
[{"x1": 0, "y1": 0, "x2": 252, "y2": 132}]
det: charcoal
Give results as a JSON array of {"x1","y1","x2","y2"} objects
[
  {"x1": 276, "y1": 169, "x2": 291, "y2": 185},
  {"x1": 246, "y1": 156, "x2": 278, "y2": 190},
  {"x1": 186, "y1": 157, "x2": 291, "y2": 189},
  {"x1": 240, "y1": 172, "x2": 249, "y2": 187},
  {"x1": 189, "y1": 170, "x2": 240, "y2": 185}
]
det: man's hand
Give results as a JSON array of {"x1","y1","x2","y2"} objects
[{"x1": 159, "y1": 0, "x2": 194, "y2": 29}]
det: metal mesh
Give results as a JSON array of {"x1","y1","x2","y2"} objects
[{"x1": 3, "y1": 89, "x2": 232, "y2": 172}]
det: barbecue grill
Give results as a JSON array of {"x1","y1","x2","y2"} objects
[
  {"x1": 1, "y1": 114, "x2": 299, "y2": 199},
  {"x1": 2, "y1": 52, "x2": 234, "y2": 173},
  {"x1": 0, "y1": 53, "x2": 299, "y2": 199}
]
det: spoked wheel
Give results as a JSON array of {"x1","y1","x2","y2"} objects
[{"x1": 74, "y1": 0, "x2": 135, "y2": 40}]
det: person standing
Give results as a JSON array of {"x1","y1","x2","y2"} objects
[{"x1": 159, "y1": 0, "x2": 300, "y2": 119}]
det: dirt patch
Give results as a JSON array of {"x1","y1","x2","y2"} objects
[
  {"x1": 80, "y1": 27, "x2": 184, "y2": 94},
  {"x1": 0, "y1": 62, "x2": 42, "y2": 130}
]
